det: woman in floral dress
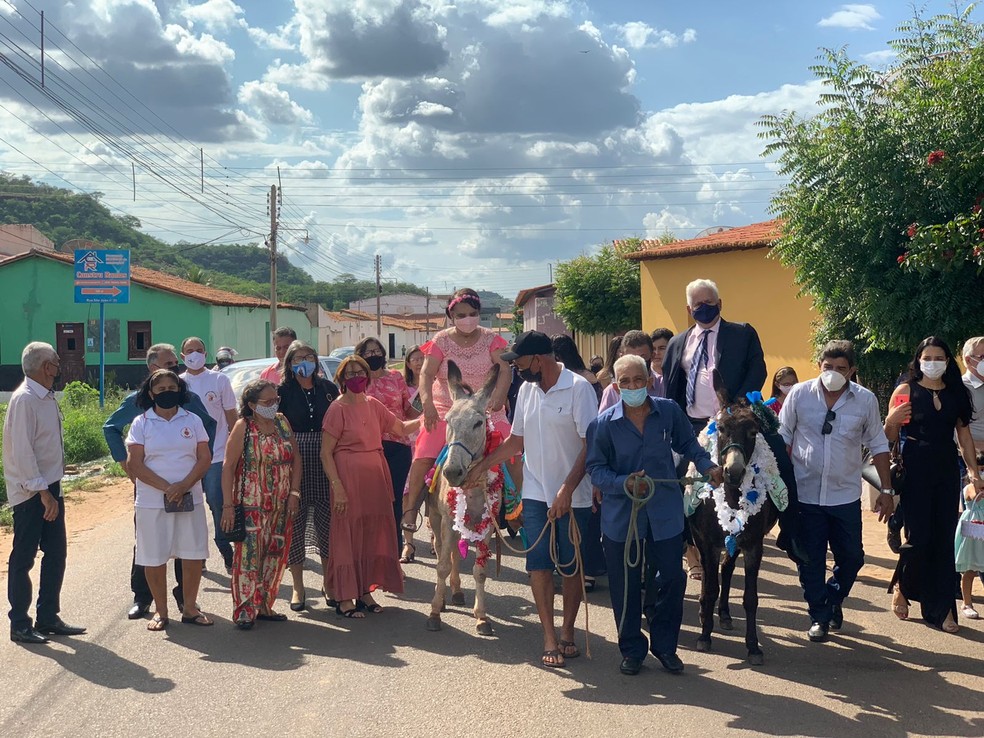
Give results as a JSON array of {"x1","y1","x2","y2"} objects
[{"x1": 221, "y1": 379, "x2": 302, "y2": 629}]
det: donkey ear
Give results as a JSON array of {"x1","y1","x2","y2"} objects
[
  {"x1": 475, "y1": 364, "x2": 500, "y2": 407},
  {"x1": 447, "y1": 360, "x2": 467, "y2": 401},
  {"x1": 712, "y1": 368, "x2": 730, "y2": 409}
]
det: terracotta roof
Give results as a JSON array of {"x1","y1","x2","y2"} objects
[
  {"x1": 620, "y1": 220, "x2": 783, "y2": 261},
  {"x1": 514, "y1": 283, "x2": 554, "y2": 308},
  {"x1": 1, "y1": 249, "x2": 305, "y2": 310}
]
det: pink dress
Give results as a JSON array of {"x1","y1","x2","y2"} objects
[
  {"x1": 367, "y1": 370, "x2": 414, "y2": 445},
  {"x1": 322, "y1": 397, "x2": 404, "y2": 600},
  {"x1": 415, "y1": 327, "x2": 509, "y2": 459}
]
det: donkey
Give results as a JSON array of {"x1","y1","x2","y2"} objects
[
  {"x1": 689, "y1": 395, "x2": 781, "y2": 665},
  {"x1": 425, "y1": 360, "x2": 499, "y2": 636}
]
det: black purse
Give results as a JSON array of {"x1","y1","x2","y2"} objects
[
  {"x1": 224, "y1": 426, "x2": 249, "y2": 543},
  {"x1": 889, "y1": 440, "x2": 906, "y2": 494}
]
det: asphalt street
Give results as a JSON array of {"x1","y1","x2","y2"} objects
[{"x1": 1, "y1": 499, "x2": 982, "y2": 738}]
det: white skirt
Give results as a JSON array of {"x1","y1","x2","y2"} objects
[{"x1": 135, "y1": 503, "x2": 209, "y2": 567}]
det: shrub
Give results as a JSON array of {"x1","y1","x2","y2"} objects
[
  {"x1": 62, "y1": 405, "x2": 109, "y2": 465},
  {"x1": 63, "y1": 381, "x2": 100, "y2": 409}
]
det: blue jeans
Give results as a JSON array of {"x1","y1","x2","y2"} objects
[
  {"x1": 523, "y1": 500, "x2": 591, "y2": 575},
  {"x1": 603, "y1": 533, "x2": 685, "y2": 660},
  {"x1": 202, "y1": 462, "x2": 233, "y2": 562},
  {"x1": 796, "y1": 500, "x2": 864, "y2": 624}
]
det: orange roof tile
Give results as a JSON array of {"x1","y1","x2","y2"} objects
[
  {"x1": 3, "y1": 249, "x2": 305, "y2": 310},
  {"x1": 620, "y1": 220, "x2": 783, "y2": 261},
  {"x1": 514, "y1": 283, "x2": 554, "y2": 308}
]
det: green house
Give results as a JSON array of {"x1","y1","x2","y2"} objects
[{"x1": 0, "y1": 249, "x2": 315, "y2": 390}]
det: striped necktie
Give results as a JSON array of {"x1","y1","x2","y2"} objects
[{"x1": 686, "y1": 329, "x2": 710, "y2": 409}]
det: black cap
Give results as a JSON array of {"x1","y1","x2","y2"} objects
[{"x1": 501, "y1": 330, "x2": 553, "y2": 361}]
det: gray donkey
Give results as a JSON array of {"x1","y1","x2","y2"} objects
[{"x1": 425, "y1": 360, "x2": 499, "y2": 636}]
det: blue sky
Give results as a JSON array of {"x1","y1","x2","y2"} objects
[{"x1": 0, "y1": 1, "x2": 975, "y2": 297}]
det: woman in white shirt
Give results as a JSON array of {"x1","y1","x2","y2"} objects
[{"x1": 126, "y1": 370, "x2": 213, "y2": 631}]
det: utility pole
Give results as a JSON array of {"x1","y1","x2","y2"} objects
[
  {"x1": 548, "y1": 262, "x2": 553, "y2": 283},
  {"x1": 374, "y1": 254, "x2": 382, "y2": 337},
  {"x1": 425, "y1": 287, "x2": 430, "y2": 328},
  {"x1": 269, "y1": 184, "x2": 279, "y2": 338}
]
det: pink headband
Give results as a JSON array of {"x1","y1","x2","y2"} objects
[{"x1": 447, "y1": 294, "x2": 481, "y2": 312}]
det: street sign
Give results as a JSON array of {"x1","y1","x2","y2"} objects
[{"x1": 74, "y1": 249, "x2": 130, "y2": 304}]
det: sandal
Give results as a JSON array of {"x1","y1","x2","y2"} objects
[
  {"x1": 401, "y1": 510, "x2": 419, "y2": 532},
  {"x1": 583, "y1": 576, "x2": 596, "y2": 593},
  {"x1": 322, "y1": 588, "x2": 338, "y2": 609},
  {"x1": 941, "y1": 615, "x2": 960, "y2": 634},
  {"x1": 558, "y1": 640, "x2": 580, "y2": 659},
  {"x1": 359, "y1": 595, "x2": 383, "y2": 614},
  {"x1": 236, "y1": 620, "x2": 254, "y2": 630},
  {"x1": 400, "y1": 542, "x2": 416, "y2": 564},
  {"x1": 147, "y1": 614, "x2": 169, "y2": 631},
  {"x1": 688, "y1": 565, "x2": 703, "y2": 581},
  {"x1": 336, "y1": 602, "x2": 365, "y2": 619},
  {"x1": 892, "y1": 592, "x2": 909, "y2": 621},
  {"x1": 256, "y1": 612, "x2": 288, "y2": 622},
  {"x1": 180, "y1": 611, "x2": 214, "y2": 626},
  {"x1": 541, "y1": 649, "x2": 565, "y2": 668}
]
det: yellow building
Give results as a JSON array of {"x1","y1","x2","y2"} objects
[{"x1": 622, "y1": 220, "x2": 819, "y2": 395}]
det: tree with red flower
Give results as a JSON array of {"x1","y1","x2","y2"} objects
[{"x1": 926, "y1": 150, "x2": 946, "y2": 166}]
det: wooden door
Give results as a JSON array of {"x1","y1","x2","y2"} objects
[{"x1": 55, "y1": 322, "x2": 85, "y2": 389}]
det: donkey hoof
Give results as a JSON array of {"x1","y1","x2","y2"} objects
[
  {"x1": 426, "y1": 616, "x2": 442, "y2": 632},
  {"x1": 695, "y1": 638, "x2": 711, "y2": 652},
  {"x1": 476, "y1": 620, "x2": 494, "y2": 636},
  {"x1": 719, "y1": 618, "x2": 734, "y2": 631},
  {"x1": 747, "y1": 652, "x2": 764, "y2": 666},
  {"x1": 451, "y1": 592, "x2": 466, "y2": 607}
]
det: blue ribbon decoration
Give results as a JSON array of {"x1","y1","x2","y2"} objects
[
  {"x1": 746, "y1": 390, "x2": 764, "y2": 405},
  {"x1": 725, "y1": 534, "x2": 738, "y2": 557}
]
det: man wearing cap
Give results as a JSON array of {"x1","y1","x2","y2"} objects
[{"x1": 464, "y1": 330, "x2": 598, "y2": 669}]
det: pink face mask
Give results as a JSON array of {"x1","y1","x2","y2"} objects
[
  {"x1": 454, "y1": 315, "x2": 480, "y2": 334},
  {"x1": 345, "y1": 376, "x2": 368, "y2": 394}
]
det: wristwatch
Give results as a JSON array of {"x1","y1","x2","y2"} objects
[{"x1": 880, "y1": 487, "x2": 895, "y2": 496}]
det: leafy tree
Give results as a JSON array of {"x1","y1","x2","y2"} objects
[
  {"x1": 553, "y1": 243, "x2": 641, "y2": 335},
  {"x1": 511, "y1": 307, "x2": 524, "y2": 336},
  {"x1": 759, "y1": 8, "x2": 984, "y2": 397}
]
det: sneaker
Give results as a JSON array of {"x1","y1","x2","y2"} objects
[{"x1": 961, "y1": 605, "x2": 980, "y2": 619}]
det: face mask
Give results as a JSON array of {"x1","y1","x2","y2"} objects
[
  {"x1": 819, "y1": 370, "x2": 847, "y2": 392},
  {"x1": 345, "y1": 376, "x2": 368, "y2": 394},
  {"x1": 254, "y1": 402, "x2": 279, "y2": 420},
  {"x1": 621, "y1": 387, "x2": 649, "y2": 407},
  {"x1": 365, "y1": 355, "x2": 386, "y2": 371},
  {"x1": 920, "y1": 360, "x2": 947, "y2": 380},
  {"x1": 153, "y1": 390, "x2": 182, "y2": 409},
  {"x1": 454, "y1": 315, "x2": 481, "y2": 334},
  {"x1": 692, "y1": 302, "x2": 720, "y2": 325},
  {"x1": 779, "y1": 384, "x2": 794, "y2": 395},
  {"x1": 182, "y1": 351, "x2": 207, "y2": 371},
  {"x1": 292, "y1": 360, "x2": 317, "y2": 378},
  {"x1": 518, "y1": 358, "x2": 541, "y2": 384}
]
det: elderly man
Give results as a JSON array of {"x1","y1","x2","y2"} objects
[
  {"x1": 587, "y1": 354, "x2": 722, "y2": 676},
  {"x1": 779, "y1": 340, "x2": 894, "y2": 642},
  {"x1": 465, "y1": 331, "x2": 597, "y2": 669},
  {"x1": 103, "y1": 343, "x2": 216, "y2": 620},
  {"x1": 4, "y1": 342, "x2": 86, "y2": 644},
  {"x1": 260, "y1": 326, "x2": 297, "y2": 383}
]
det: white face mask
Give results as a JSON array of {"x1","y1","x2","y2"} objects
[
  {"x1": 778, "y1": 384, "x2": 794, "y2": 395},
  {"x1": 183, "y1": 351, "x2": 207, "y2": 371},
  {"x1": 819, "y1": 370, "x2": 847, "y2": 392},
  {"x1": 254, "y1": 403, "x2": 279, "y2": 420},
  {"x1": 920, "y1": 359, "x2": 947, "y2": 380}
]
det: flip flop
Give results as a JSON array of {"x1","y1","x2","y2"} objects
[
  {"x1": 147, "y1": 615, "x2": 169, "y2": 631},
  {"x1": 541, "y1": 649, "x2": 565, "y2": 668},
  {"x1": 558, "y1": 640, "x2": 580, "y2": 659},
  {"x1": 181, "y1": 612, "x2": 214, "y2": 626},
  {"x1": 256, "y1": 612, "x2": 288, "y2": 622}
]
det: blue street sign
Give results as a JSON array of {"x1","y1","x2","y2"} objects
[{"x1": 74, "y1": 248, "x2": 130, "y2": 304}]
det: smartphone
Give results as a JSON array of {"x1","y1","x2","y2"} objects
[{"x1": 892, "y1": 390, "x2": 910, "y2": 425}]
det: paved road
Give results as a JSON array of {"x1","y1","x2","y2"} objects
[{"x1": 0, "y1": 497, "x2": 982, "y2": 738}]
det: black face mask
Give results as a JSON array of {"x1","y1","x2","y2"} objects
[
  {"x1": 365, "y1": 355, "x2": 386, "y2": 371},
  {"x1": 519, "y1": 358, "x2": 541, "y2": 384},
  {"x1": 154, "y1": 390, "x2": 182, "y2": 409}
]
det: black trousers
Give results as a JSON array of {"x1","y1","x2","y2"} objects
[
  {"x1": 129, "y1": 484, "x2": 183, "y2": 605},
  {"x1": 7, "y1": 484, "x2": 66, "y2": 630},
  {"x1": 383, "y1": 440, "x2": 413, "y2": 548}
]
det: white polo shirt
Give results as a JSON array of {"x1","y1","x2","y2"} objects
[
  {"x1": 126, "y1": 408, "x2": 209, "y2": 509},
  {"x1": 181, "y1": 369, "x2": 237, "y2": 460},
  {"x1": 511, "y1": 366, "x2": 597, "y2": 508}
]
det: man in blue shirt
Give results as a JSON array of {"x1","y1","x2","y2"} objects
[
  {"x1": 587, "y1": 354, "x2": 722, "y2": 675},
  {"x1": 103, "y1": 343, "x2": 217, "y2": 620}
]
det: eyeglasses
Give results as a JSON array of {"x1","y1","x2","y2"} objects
[
  {"x1": 291, "y1": 354, "x2": 317, "y2": 364},
  {"x1": 361, "y1": 349, "x2": 384, "y2": 357},
  {"x1": 821, "y1": 409, "x2": 836, "y2": 436},
  {"x1": 344, "y1": 369, "x2": 368, "y2": 379}
]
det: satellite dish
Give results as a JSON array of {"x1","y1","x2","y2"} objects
[
  {"x1": 694, "y1": 226, "x2": 735, "y2": 239},
  {"x1": 61, "y1": 238, "x2": 101, "y2": 253}
]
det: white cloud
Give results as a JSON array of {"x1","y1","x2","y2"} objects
[
  {"x1": 163, "y1": 24, "x2": 236, "y2": 63},
  {"x1": 615, "y1": 21, "x2": 697, "y2": 50},
  {"x1": 243, "y1": 20, "x2": 297, "y2": 51},
  {"x1": 860, "y1": 49, "x2": 896, "y2": 65},
  {"x1": 818, "y1": 4, "x2": 881, "y2": 31},
  {"x1": 182, "y1": 0, "x2": 243, "y2": 31},
  {"x1": 237, "y1": 80, "x2": 314, "y2": 125}
]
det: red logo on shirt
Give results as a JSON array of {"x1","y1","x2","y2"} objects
[
  {"x1": 206, "y1": 391, "x2": 217, "y2": 403},
  {"x1": 181, "y1": 427, "x2": 193, "y2": 439}
]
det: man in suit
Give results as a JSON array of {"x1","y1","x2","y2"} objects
[{"x1": 662, "y1": 278, "x2": 805, "y2": 563}]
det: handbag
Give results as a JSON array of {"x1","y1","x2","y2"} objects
[
  {"x1": 224, "y1": 424, "x2": 250, "y2": 543},
  {"x1": 888, "y1": 440, "x2": 906, "y2": 495}
]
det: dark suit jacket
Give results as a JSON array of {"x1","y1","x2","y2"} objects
[{"x1": 662, "y1": 318, "x2": 767, "y2": 413}]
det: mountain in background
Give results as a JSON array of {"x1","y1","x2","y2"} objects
[{"x1": 0, "y1": 175, "x2": 509, "y2": 309}]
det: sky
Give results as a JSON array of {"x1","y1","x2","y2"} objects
[{"x1": 0, "y1": 0, "x2": 976, "y2": 298}]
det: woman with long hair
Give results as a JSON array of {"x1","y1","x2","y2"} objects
[
  {"x1": 769, "y1": 366, "x2": 798, "y2": 413},
  {"x1": 221, "y1": 379, "x2": 302, "y2": 629},
  {"x1": 595, "y1": 335, "x2": 623, "y2": 390},
  {"x1": 404, "y1": 345, "x2": 425, "y2": 392},
  {"x1": 884, "y1": 336, "x2": 983, "y2": 632},
  {"x1": 277, "y1": 341, "x2": 339, "y2": 612}
]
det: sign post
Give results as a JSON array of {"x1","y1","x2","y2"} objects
[{"x1": 74, "y1": 249, "x2": 130, "y2": 407}]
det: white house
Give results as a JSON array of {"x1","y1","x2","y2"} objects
[{"x1": 317, "y1": 307, "x2": 436, "y2": 358}]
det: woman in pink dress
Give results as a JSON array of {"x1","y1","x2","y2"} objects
[
  {"x1": 321, "y1": 356, "x2": 420, "y2": 618},
  {"x1": 400, "y1": 289, "x2": 514, "y2": 553}
]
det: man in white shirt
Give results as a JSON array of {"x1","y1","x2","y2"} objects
[
  {"x1": 4, "y1": 342, "x2": 86, "y2": 644},
  {"x1": 180, "y1": 336, "x2": 239, "y2": 571},
  {"x1": 260, "y1": 326, "x2": 297, "y2": 384},
  {"x1": 466, "y1": 331, "x2": 597, "y2": 669},
  {"x1": 779, "y1": 340, "x2": 894, "y2": 642}
]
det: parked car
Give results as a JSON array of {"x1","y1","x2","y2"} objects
[
  {"x1": 328, "y1": 346, "x2": 355, "y2": 359},
  {"x1": 220, "y1": 356, "x2": 341, "y2": 399}
]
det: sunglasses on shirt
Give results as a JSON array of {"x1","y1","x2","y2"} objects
[{"x1": 821, "y1": 409, "x2": 836, "y2": 436}]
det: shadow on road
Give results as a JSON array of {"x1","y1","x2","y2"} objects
[{"x1": 32, "y1": 639, "x2": 175, "y2": 694}]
